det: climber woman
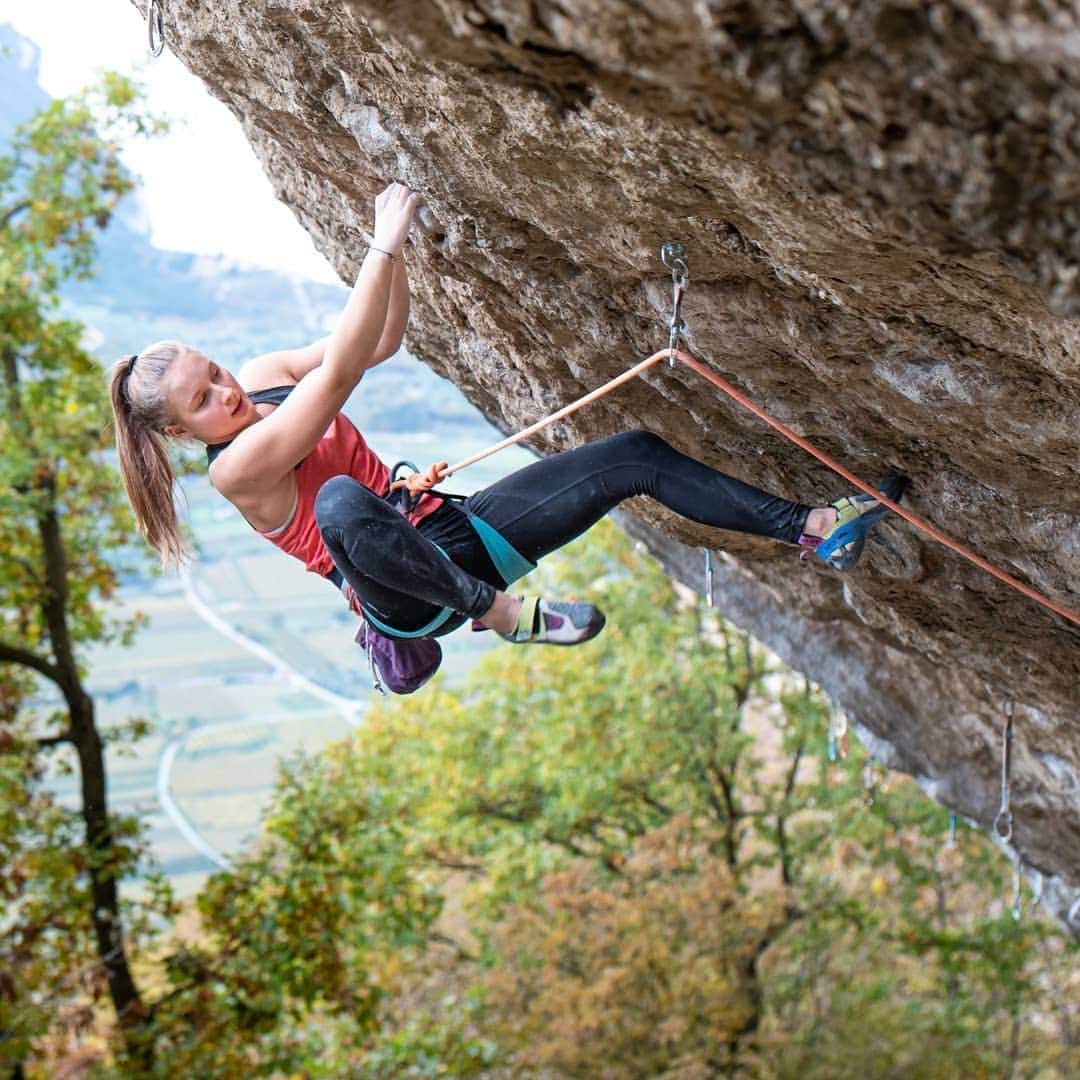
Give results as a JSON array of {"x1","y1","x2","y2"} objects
[{"x1": 110, "y1": 181, "x2": 905, "y2": 659}]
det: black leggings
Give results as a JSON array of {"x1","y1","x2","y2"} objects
[{"x1": 315, "y1": 430, "x2": 812, "y2": 636}]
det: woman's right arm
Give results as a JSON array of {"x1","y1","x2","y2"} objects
[{"x1": 213, "y1": 183, "x2": 420, "y2": 495}]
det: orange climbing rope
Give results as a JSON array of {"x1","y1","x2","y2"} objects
[{"x1": 397, "y1": 345, "x2": 1079, "y2": 628}]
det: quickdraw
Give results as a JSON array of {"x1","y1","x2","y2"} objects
[
  {"x1": 148, "y1": 0, "x2": 165, "y2": 57},
  {"x1": 993, "y1": 702, "x2": 1015, "y2": 844},
  {"x1": 660, "y1": 241, "x2": 688, "y2": 366}
]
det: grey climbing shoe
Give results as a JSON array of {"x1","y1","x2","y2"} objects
[{"x1": 498, "y1": 596, "x2": 606, "y2": 645}]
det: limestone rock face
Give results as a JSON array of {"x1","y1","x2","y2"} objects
[{"x1": 143, "y1": 0, "x2": 1079, "y2": 927}]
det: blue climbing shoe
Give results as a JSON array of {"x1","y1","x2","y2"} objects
[
  {"x1": 498, "y1": 596, "x2": 606, "y2": 645},
  {"x1": 800, "y1": 473, "x2": 909, "y2": 571}
]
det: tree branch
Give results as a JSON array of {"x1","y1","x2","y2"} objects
[
  {"x1": 422, "y1": 849, "x2": 485, "y2": 873},
  {"x1": 0, "y1": 200, "x2": 32, "y2": 231},
  {"x1": 776, "y1": 741, "x2": 805, "y2": 888},
  {"x1": 37, "y1": 730, "x2": 74, "y2": 749},
  {"x1": 0, "y1": 639, "x2": 62, "y2": 685}
]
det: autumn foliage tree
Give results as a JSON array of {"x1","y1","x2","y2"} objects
[{"x1": 0, "y1": 76, "x2": 169, "y2": 1071}]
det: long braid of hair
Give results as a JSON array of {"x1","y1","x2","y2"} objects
[{"x1": 109, "y1": 340, "x2": 189, "y2": 568}]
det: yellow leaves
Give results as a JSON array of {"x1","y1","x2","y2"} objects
[{"x1": 482, "y1": 822, "x2": 763, "y2": 1074}]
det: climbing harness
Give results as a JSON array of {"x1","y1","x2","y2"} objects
[
  {"x1": 400, "y1": 246, "x2": 1079, "y2": 629},
  {"x1": 993, "y1": 702, "x2": 1015, "y2": 844},
  {"x1": 147, "y1": 0, "x2": 165, "y2": 57},
  {"x1": 351, "y1": 461, "x2": 536, "y2": 640},
  {"x1": 387, "y1": 461, "x2": 536, "y2": 587}
]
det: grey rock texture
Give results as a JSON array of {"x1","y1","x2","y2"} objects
[{"x1": 141, "y1": 0, "x2": 1079, "y2": 928}]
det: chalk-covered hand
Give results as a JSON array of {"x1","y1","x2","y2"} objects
[{"x1": 372, "y1": 182, "x2": 421, "y2": 258}]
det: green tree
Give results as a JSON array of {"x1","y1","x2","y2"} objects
[
  {"x1": 129, "y1": 761, "x2": 446, "y2": 1076},
  {"x1": 0, "y1": 76, "x2": 168, "y2": 1072}
]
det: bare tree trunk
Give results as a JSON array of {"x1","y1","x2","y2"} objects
[
  {"x1": 40, "y1": 500, "x2": 144, "y2": 1033},
  {"x1": 70, "y1": 693, "x2": 143, "y2": 1019},
  {"x1": 3, "y1": 353, "x2": 146, "y2": 1053}
]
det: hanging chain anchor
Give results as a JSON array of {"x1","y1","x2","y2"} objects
[
  {"x1": 148, "y1": 0, "x2": 166, "y2": 58},
  {"x1": 660, "y1": 242, "x2": 689, "y2": 367},
  {"x1": 993, "y1": 702, "x2": 1015, "y2": 844}
]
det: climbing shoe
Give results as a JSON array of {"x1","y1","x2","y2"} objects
[
  {"x1": 800, "y1": 473, "x2": 910, "y2": 571},
  {"x1": 498, "y1": 596, "x2": 606, "y2": 646}
]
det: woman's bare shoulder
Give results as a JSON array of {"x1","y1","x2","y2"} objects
[{"x1": 237, "y1": 338, "x2": 328, "y2": 391}]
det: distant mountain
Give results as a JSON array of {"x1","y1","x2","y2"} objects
[{"x1": 0, "y1": 24, "x2": 48, "y2": 142}]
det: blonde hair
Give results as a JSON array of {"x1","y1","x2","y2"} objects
[{"x1": 109, "y1": 340, "x2": 189, "y2": 568}]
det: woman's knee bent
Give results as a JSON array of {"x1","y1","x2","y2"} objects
[
  {"x1": 606, "y1": 429, "x2": 670, "y2": 461},
  {"x1": 314, "y1": 474, "x2": 386, "y2": 532}
]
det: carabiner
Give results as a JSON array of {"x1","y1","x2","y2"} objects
[
  {"x1": 660, "y1": 242, "x2": 689, "y2": 366},
  {"x1": 993, "y1": 703, "x2": 1014, "y2": 843},
  {"x1": 148, "y1": 0, "x2": 165, "y2": 57}
]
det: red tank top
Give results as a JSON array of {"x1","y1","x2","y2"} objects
[{"x1": 253, "y1": 413, "x2": 441, "y2": 577}]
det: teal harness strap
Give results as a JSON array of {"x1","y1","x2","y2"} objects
[
  {"x1": 359, "y1": 509, "x2": 536, "y2": 640},
  {"x1": 360, "y1": 540, "x2": 456, "y2": 639},
  {"x1": 364, "y1": 600, "x2": 456, "y2": 639},
  {"x1": 464, "y1": 510, "x2": 537, "y2": 586}
]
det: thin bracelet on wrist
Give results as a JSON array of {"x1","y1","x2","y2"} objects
[{"x1": 367, "y1": 245, "x2": 396, "y2": 263}]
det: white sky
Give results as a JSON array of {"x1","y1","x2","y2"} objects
[{"x1": 1, "y1": 0, "x2": 339, "y2": 282}]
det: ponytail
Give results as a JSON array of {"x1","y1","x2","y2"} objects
[{"x1": 109, "y1": 340, "x2": 189, "y2": 569}]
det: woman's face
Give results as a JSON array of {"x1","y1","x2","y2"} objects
[{"x1": 163, "y1": 349, "x2": 256, "y2": 444}]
